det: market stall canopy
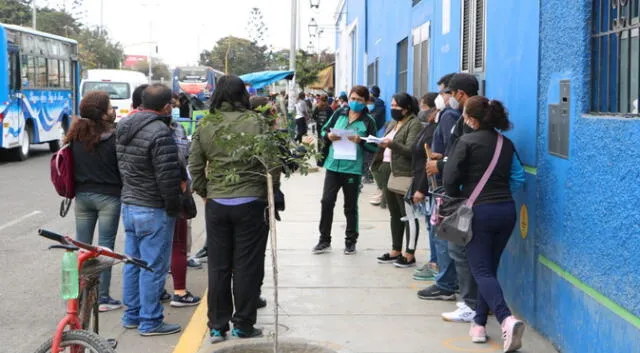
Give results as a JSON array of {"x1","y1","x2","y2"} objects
[
  {"x1": 239, "y1": 70, "x2": 295, "y2": 89},
  {"x1": 308, "y1": 65, "x2": 334, "y2": 91}
]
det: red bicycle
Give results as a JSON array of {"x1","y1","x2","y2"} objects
[{"x1": 34, "y1": 229, "x2": 152, "y2": 353}]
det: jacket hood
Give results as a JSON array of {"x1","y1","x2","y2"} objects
[{"x1": 117, "y1": 111, "x2": 170, "y2": 145}]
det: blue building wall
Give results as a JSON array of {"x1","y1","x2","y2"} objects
[{"x1": 336, "y1": 1, "x2": 640, "y2": 351}]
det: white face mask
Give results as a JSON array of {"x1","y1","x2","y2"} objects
[
  {"x1": 449, "y1": 96, "x2": 460, "y2": 110},
  {"x1": 435, "y1": 94, "x2": 446, "y2": 110}
]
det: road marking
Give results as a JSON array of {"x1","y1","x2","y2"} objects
[
  {"x1": 172, "y1": 289, "x2": 209, "y2": 353},
  {"x1": 0, "y1": 210, "x2": 42, "y2": 232}
]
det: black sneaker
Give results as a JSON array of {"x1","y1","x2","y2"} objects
[
  {"x1": 344, "y1": 243, "x2": 357, "y2": 255},
  {"x1": 377, "y1": 253, "x2": 401, "y2": 264},
  {"x1": 312, "y1": 241, "x2": 331, "y2": 254},
  {"x1": 160, "y1": 290, "x2": 171, "y2": 303},
  {"x1": 417, "y1": 284, "x2": 456, "y2": 301},
  {"x1": 209, "y1": 329, "x2": 227, "y2": 344},
  {"x1": 231, "y1": 327, "x2": 263, "y2": 338},
  {"x1": 393, "y1": 256, "x2": 416, "y2": 268},
  {"x1": 170, "y1": 291, "x2": 201, "y2": 307},
  {"x1": 257, "y1": 297, "x2": 267, "y2": 309}
]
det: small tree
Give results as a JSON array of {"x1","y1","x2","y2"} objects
[{"x1": 198, "y1": 107, "x2": 318, "y2": 353}]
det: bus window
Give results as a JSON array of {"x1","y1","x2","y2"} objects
[
  {"x1": 9, "y1": 52, "x2": 19, "y2": 91},
  {"x1": 48, "y1": 59, "x2": 60, "y2": 87},
  {"x1": 21, "y1": 55, "x2": 35, "y2": 88},
  {"x1": 36, "y1": 57, "x2": 47, "y2": 87}
]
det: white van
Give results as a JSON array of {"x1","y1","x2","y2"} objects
[{"x1": 80, "y1": 69, "x2": 148, "y2": 123}]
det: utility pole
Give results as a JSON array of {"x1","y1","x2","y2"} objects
[
  {"x1": 288, "y1": 0, "x2": 298, "y2": 114},
  {"x1": 32, "y1": 0, "x2": 37, "y2": 30},
  {"x1": 100, "y1": 0, "x2": 104, "y2": 34},
  {"x1": 148, "y1": 21, "x2": 153, "y2": 83}
]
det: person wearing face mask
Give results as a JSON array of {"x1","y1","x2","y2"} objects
[
  {"x1": 117, "y1": 84, "x2": 183, "y2": 336},
  {"x1": 66, "y1": 90, "x2": 123, "y2": 312},
  {"x1": 373, "y1": 92, "x2": 422, "y2": 267},
  {"x1": 420, "y1": 73, "x2": 480, "y2": 325},
  {"x1": 312, "y1": 85, "x2": 378, "y2": 255}
]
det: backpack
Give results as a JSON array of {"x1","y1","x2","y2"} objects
[{"x1": 50, "y1": 143, "x2": 75, "y2": 217}]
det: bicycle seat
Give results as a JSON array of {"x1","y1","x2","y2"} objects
[{"x1": 80, "y1": 257, "x2": 117, "y2": 278}]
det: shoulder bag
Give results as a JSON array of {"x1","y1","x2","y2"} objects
[{"x1": 434, "y1": 134, "x2": 503, "y2": 246}]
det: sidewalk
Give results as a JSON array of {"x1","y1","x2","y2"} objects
[{"x1": 184, "y1": 170, "x2": 558, "y2": 353}]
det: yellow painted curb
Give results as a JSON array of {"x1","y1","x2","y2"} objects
[{"x1": 172, "y1": 289, "x2": 208, "y2": 353}]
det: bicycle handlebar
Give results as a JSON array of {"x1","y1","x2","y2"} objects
[{"x1": 38, "y1": 229, "x2": 153, "y2": 272}]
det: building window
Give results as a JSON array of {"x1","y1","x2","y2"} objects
[
  {"x1": 412, "y1": 22, "x2": 430, "y2": 98},
  {"x1": 367, "y1": 58, "x2": 379, "y2": 86},
  {"x1": 592, "y1": 0, "x2": 640, "y2": 114},
  {"x1": 397, "y1": 38, "x2": 408, "y2": 92},
  {"x1": 461, "y1": 0, "x2": 485, "y2": 73}
]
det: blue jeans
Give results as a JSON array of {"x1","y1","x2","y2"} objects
[
  {"x1": 466, "y1": 202, "x2": 516, "y2": 325},
  {"x1": 75, "y1": 192, "x2": 121, "y2": 299},
  {"x1": 433, "y1": 225, "x2": 458, "y2": 293},
  {"x1": 120, "y1": 204, "x2": 175, "y2": 333}
]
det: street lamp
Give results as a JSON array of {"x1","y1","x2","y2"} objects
[
  {"x1": 308, "y1": 17, "x2": 318, "y2": 37},
  {"x1": 310, "y1": 0, "x2": 320, "y2": 9}
]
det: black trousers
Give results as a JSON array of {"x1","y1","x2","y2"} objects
[
  {"x1": 295, "y1": 118, "x2": 308, "y2": 143},
  {"x1": 318, "y1": 170, "x2": 360, "y2": 245},
  {"x1": 206, "y1": 200, "x2": 269, "y2": 332}
]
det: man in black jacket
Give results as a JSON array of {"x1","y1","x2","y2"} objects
[
  {"x1": 117, "y1": 84, "x2": 183, "y2": 336},
  {"x1": 420, "y1": 73, "x2": 480, "y2": 324}
]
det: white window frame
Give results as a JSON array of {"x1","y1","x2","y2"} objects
[{"x1": 460, "y1": 0, "x2": 486, "y2": 73}]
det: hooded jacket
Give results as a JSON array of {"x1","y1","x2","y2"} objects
[{"x1": 116, "y1": 110, "x2": 182, "y2": 216}]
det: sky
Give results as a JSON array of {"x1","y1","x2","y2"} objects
[{"x1": 45, "y1": 0, "x2": 340, "y2": 67}]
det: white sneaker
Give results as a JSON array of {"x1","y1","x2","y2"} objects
[{"x1": 441, "y1": 303, "x2": 476, "y2": 322}]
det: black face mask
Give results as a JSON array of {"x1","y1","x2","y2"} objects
[{"x1": 390, "y1": 109, "x2": 404, "y2": 121}]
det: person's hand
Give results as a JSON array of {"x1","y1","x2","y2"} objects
[
  {"x1": 302, "y1": 135, "x2": 315, "y2": 144},
  {"x1": 412, "y1": 191, "x2": 425, "y2": 204},
  {"x1": 347, "y1": 135, "x2": 361, "y2": 144},
  {"x1": 430, "y1": 152, "x2": 443, "y2": 160},
  {"x1": 327, "y1": 132, "x2": 341, "y2": 141},
  {"x1": 426, "y1": 160, "x2": 440, "y2": 176},
  {"x1": 378, "y1": 138, "x2": 392, "y2": 148},
  {"x1": 180, "y1": 181, "x2": 187, "y2": 192}
]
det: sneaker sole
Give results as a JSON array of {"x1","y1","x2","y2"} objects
[
  {"x1": 99, "y1": 304, "x2": 122, "y2": 312},
  {"x1": 377, "y1": 259, "x2": 398, "y2": 264},
  {"x1": 504, "y1": 321, "x2": 525, "y2": 352},
  {"x1": 312, "y1": 248, "x2": 332, "y2": 254},
  {"x1": 412, "y1": 275, "x2": 436, "y2": 281},
  {"x1": 139, "y1": 328, "x2": 182, "y2": 336},
  {"x1": 210, "y1": 336, "x2": 226, "y2": 344},
  {"x1": 393, "y1": 263, "x2": 416, "y2": 268},
  {"x1": 122, "y1": 324, "x2": 138, "y2": 329},
  {"x1": 417, "y1": 293, "x2": 457, "y2": 301},
  {"x1": 170, "y1": 300, "x2": 201, "y2": 307},
  {"x1": 442, "y1": 315, "x2": 474, "y2": 323},
  {"x1": 344, "y1": 251, "x2": 357, "y2": 255},
  {"x1": 472, "y1": 336, "x2": 488, "y2": 343}
]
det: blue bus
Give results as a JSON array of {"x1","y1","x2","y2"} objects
[
  {"x1": 172, "y1": 66, "x2": 223, "y2": 102},
  {"x1": 0, "y1": 23, "x2": 80, "y2": 160}
]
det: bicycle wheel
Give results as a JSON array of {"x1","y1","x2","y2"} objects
[{"x1": 34, "y1": 329, "x2": 115, "y2": 353}]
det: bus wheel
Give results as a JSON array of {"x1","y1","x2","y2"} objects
[
  {"x1": 49, "y1": 139, "x2": 61, "y2": 152},
  {"x1": 12, "y1": 127, "x2": 31, "y2": 161}
]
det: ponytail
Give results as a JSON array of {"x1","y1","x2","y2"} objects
[{"x1": 465, "y1": 96, "x2": 512, "y2": 131}]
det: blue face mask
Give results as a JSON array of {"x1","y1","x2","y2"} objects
[
  {"x1": 366, "y1": 103, "x2": 375, "y2": 111},
  {"x1": 349, "y1": 100, "x2": 366, "y2": 113}
]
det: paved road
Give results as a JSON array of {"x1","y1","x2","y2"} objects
[{"x1": 0, "y1": 148, "x2": 207, "y2": 353}]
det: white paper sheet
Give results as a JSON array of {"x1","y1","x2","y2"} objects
[{"x1": 331, "y1": 128, "x2": 358, "y2": 160}]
